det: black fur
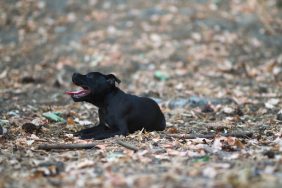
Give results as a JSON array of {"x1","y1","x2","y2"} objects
[{"x1": 66, "y1": 72, "x2": 166, "y2": 140}]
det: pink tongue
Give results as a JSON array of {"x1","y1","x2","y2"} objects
[{"x1": 65, "y1": 89, "x2": 85, "y2": 95}]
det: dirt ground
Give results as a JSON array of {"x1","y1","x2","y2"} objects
[{"x1": 1, "y1": 0, "x2": 282, "y2": 187}]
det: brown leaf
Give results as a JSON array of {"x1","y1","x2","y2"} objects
[
  {"x1": 67, "y1": 117, "x2": 75, "y2": 125},
  {"x1": 167, "y1": 127, "x2": 178, "y2": 134},
  {"x1": 234, "y1": 139, "x2": 245, "y2": 149}
]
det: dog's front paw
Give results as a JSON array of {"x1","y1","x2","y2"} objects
[
  {"x1": 73, "y1": 131, "x2": 83, "y2": 137},
  {"x1": 79, "y1": 133, "x2": 110, "y2": 140},
  {"x1": 79, "y1": 133, "x2": 97, "y2": 139}
]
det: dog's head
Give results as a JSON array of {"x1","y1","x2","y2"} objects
[{"x1": 65, "y1": 72, "x2": 121, "y2": 102}]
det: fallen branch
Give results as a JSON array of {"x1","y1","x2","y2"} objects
[
  {"x1": 38, "y1": 143, "x2": 97, "y2": 150},
  {"x1": 117, "y1": 140, "x2": 138, "y2": 152},
  {"x1": 166, "y1": 132, "x2": 253, "y2": 139}
]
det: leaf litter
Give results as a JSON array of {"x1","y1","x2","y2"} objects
[{"x1": 1, "y1": 0, "x2": 282, "y2": 188}]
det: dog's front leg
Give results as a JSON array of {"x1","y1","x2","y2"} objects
[
  {"x1": 73, "y1": 124, "x2": 107, "y2": 136},
  {"x1": 80, "y1": 120, "x2": 128, "y2": 140},
  {"x1": 79, "y1": 129, "x2": 118, "y2": 139}
]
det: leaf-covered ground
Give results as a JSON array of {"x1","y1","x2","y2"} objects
[{"x1": 1, "y1": 0, "x2": 282, "y2": 187}]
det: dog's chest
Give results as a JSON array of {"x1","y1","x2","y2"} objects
[{"x1": 99, "y1": 107, "x2": 116, "y2": 128}]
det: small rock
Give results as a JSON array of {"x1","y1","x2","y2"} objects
[
  {"x1": 74, "y1": 118, "x2": 93, "y2": 126},
  {"x1": 203, "y1": 167, "x2": 217, "y2": 178},
  {"x1": 223, "y1": 106, "x2": 234, "y2": 114},
  {"x1": 223, "y1": 106, "x2": 243, "y2": 116},
  {"x1": 265, "y1": 98, "x2": 279, "y2": 109},
  {"x1": 26, "y1": 140, "x2": 35, "y2": 146},
  {"x1": 0, "y1": 125, "x2": 7, "y2": 135},
  {"x1": 31, "y1": 117, "x2": 48, "y2": 126},
  {"x1": 277, "y1": 110, "x2": 282, "y2": 121}
]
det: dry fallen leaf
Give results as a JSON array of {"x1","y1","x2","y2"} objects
[
  {"x1": 1, "y1": 1, "x2": 282, "y2": 187},
  {"x1": 167, "y1": 127, "x2": 178, "y2": 134},
  {"x1": 67, "y1": 117, "x2": 75, "y2": 125}
]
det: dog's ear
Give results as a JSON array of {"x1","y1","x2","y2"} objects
[{"x1": 106, "y1": 74, "x2": 121, "y2": 85}]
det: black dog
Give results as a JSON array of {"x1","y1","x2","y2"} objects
[{"x1": 65, "y1": 72, "x2": 166, "y2": 139}]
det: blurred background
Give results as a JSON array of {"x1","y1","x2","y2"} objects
[{"x1": 1, "y1": 0, "x2": 282, "y2": 111}]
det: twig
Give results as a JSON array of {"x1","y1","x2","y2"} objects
[
  {"x1": 166, "y1": 132, "x2": 253, "y2": 139},
  {"x1": 117, "y1": 140, "x2": 138, "y2": 152},
  {"x1": 38, "y1": 143, "x2": 97, "y2": 150}
]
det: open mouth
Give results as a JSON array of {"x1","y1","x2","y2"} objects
[{"x1": 65, "y1": 86, "x2": 91, "y2": 98}]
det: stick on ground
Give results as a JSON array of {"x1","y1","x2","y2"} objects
[
  {"x1": 38, "y1": 143, "x2": 97, "y2": 150},
  {"x1": 166, "y1": 132, "x2": 253, "y2": 139},
  {"x1": 117, "y1": 140, "x2": 138, "y2": 152}
]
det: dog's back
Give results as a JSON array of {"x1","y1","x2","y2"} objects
[{"x1": 122, "y1": 93, "x2": 166, "y2": 133}]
